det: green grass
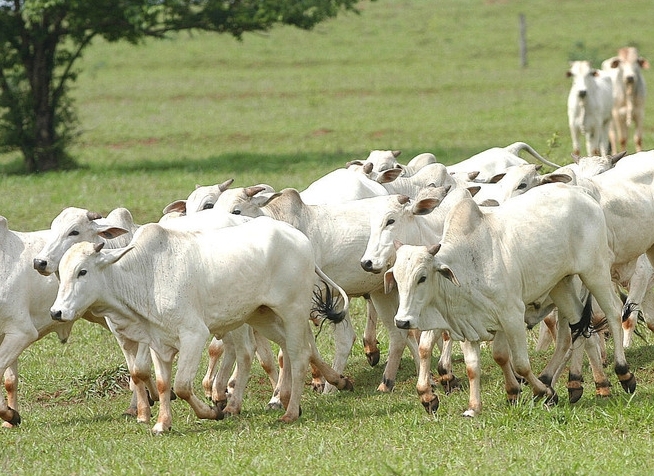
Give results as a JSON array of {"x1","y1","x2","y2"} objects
[{"x1": 2, "y1": 0, "x2": 654, "y2": 474}]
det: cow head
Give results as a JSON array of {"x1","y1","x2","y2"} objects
[
  {"x1": 387, "y1": 241, "x2": 456, "y2": 332},
  {"x1": 34, "y1": 207, "x2": 130, "y2": 276},
  {"x1": 567, "y1": 60, "x2": 598, "y2": 99},
  {"x1": 50, "y1": 241, "x2": 134, "y2": 322}
]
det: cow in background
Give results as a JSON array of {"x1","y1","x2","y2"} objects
[
  {"x1": 602, "y1": 47, "x2": 649, "y2": 153},
  {"x1": 567, "y1": 60, "x2": 613, "y2": 157}
]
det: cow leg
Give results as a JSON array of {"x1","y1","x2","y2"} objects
[
  {"x1": 171, "y1": 335, "x2": 224, "y2": 430},
  {"x1": 222, "y1": 327, "x2": 256, "y2": 415},
  {"x1": 460, "y1": 340, "x2": 482, "y2": 417},
  {"x1": 253, "y1": 329, "x2": 279, "y2": 390},
  {"x1": 436, "y1": 332, "x2": 460, "y2": 393},
  {"x1": 0, "y1": 330, "x2": 38, "y2": 427},
  {"x1": 585, "y1": 333, "x2": 611, "y2": 398},
  {"x1": 535, "y1": 310, "x2": 557, "y2": 351},
  {"x1": 416, "y1": 330, "x2": 440, "y2": 414},
  {"x1": 2, "y1": 361, "x2": 18, "y2": 429},
  {"x1": 323, "y1": 314, "x2": 356, "y2": 394},
  {"x1": 371, "y1": 291, "x2": 420, "y2": 392},
  {"x1": 210, "y1": 333, "x2": 237, "y2": 413},
  {"x1": 491, "y1": 332, "x2": 521, "y2": 406},
  {"x1": 363, "y1": 297, "x2": 381, "y2": 367},
  {"x1": 566, "y1": 337, "x2": 586, "y2": 403},
  {"x1": 202, "y1": 337, "x2": 224, "y2": 399},
  {"x1": 581, "y1": 270, "x2": 635, "y2": 394},
  {"x1": 150, "y1": 350, "x2": 174, "y2": 435}
]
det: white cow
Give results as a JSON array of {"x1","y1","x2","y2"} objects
[
  {"x1": 385, "y1": 183, "x2": 634, "y2": 416},
  {"x1": 0, "y1": 216, "x2": 83, "y2": 428},
  {"x1": 50, "y1": 217, "x2": 353, "y2": 434},
  {"x1": 566, "y1": 60, "x2": 613, "y2": 157},
  {"x1": 446, "y1": 142, "x2": 559, "y2": 182},
  {"x1": 214, "y1": 186, "x2": 422, "y2": 393},
  {"x1": 602, "y1": 47, "x2": 649, "y2": 153}
]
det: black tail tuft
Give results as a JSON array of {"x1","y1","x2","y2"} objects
[
  {"x1": 622, "y1": 302, "x2": 638, "y2": 323},
  {"x1": 570, "y1": 294, "x2": 594, "y2": 342},
  {"x1": 311, "y1": 281, "x2": 347, "y2": 338}
]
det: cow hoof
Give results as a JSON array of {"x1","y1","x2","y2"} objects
[
  {"x1": 568, "y1": 386, "x2": 584, "y2": 404},
  {"x1": 122, "y1": 407, "x2": 138, "y2": 418},
  {"x1": 595, "y1": 380, "x2": 612, "y2": 397},
  {"x1": 421, "y1": 396, "x2": 439, "y2": 414},
  {"x1": 341, "y1": 377, "x2": 354, "y2": 391},
  {"x1": 619, "y1": 373, "x2": 636, "y2": 394},
  {"x1": 440, "y1": 375, "x2": 461, "y2": 394},
  {"x1": 544, "y1": 390, "x2": 559, "y2": 407},
  {"x1": 366, "y1": 350, "x2": 380, "y2": 367},
  {"x1": 266, "y1": 400, "x2": 284, "y2": 411},
  {"x1": 311, "y1": 382, "x2": 325, "y2": 393},
  {"x1": 212, "y1": 406, "x2": 225, "y2": 421},
  {"x1": 212, "y1": 399, "x2": 228, "y2": 412},
  {"x1": 4, "y1": 408, "x2": 21, "y2": 427},
  {"x1": 462, "y1": 409, "x2": 478, "y2": 418}
]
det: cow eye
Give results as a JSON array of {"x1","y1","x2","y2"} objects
[
  {"x1": 202, "y1": 203, "x2": 214, "y2": 210},
  {"x1": 418, "y1": 276, "x2": 426, "y2": 284},
  {"x1": 517, "y1": 183, "x2": 527, "y2": 190},
  {"x1": 386, "y1": 219, "x2": 395, "y2": 226},
  {"x1": 232, "y1": 209, "x2": 241, "y2": 215},
  {"x1": 77, "y1": 269, "x2": 87, "y2": 278},
  {"x1": 69, "y1": 230, "x2": 79, "y2": 236}
]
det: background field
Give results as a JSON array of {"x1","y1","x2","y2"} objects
[{"x1": 2, "y1": 0, "x2": 654, "y2": 474}]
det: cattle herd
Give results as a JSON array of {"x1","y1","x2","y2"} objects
[{"x1": 0, "y1": 46, "x2": 652, "y2": 435}]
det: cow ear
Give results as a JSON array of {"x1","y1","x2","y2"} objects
[
  {"x1": 376, "y1": 168, "x2": 403, "y2": 184},
  {"x1": 99, "y1": 245, "x2": 135, "y2": 267},
  {"x1": 162, "y1": 200, "x2": 187, "y2": 216},
  {"x1": 383, "y1": 269, "x2": 396, "y2": 294},
  {"x1": 537, "y1": 173, "x2": 572, "y2": 185},
  {"x1": 412, "y1": 198, "x2": 440, "y2": 215},
  {"x1": 488, "y1": 172, "x2": 505, "y2": 184},
  {"x1": 639, "y1": 58, "x2": 650, "y2": 70},
  {"x1": 436, "y1": 263, "x2": 460, "y2": 286},
  {"x1": 466, "y1": 185, "x2": 481, "y2": 197},
  {"x1": 96, "y1": 225, "x2": 129, "y2": 240}
]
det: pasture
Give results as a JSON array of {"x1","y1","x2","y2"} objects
[{"x1": 2, "y1": 0, "x2": 654, "y2": 474}]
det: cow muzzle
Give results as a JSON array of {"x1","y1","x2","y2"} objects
[
  {"x1": 395, "y1": 317, "x2": 413, "y2": 329},
  {"x1": 33, "y1": 258, "x2": 49, "y2": 275},
  {"x1": 360, "y1": 259, "x2": 382, "y2": 274},
  {"x1": 578, "y1": 90, "x2": 587, "y2": 99}
]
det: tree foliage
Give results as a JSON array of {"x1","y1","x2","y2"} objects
[{"x1": 0, "y1": 0, "x2": 368, "y2": 173}]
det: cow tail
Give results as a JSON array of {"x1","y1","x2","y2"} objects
[
  {"x1": 506, "y1": 141, "x2": 560, "y2": 168},
  {"x1": 570, "y1": 293, "x2": 597, "y2": 342},
  {"x1": 311, "y1": 266, "x2": 349, "y2": 335}
]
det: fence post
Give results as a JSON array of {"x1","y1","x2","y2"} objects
[{"x1": 519, "y1": 13, "x2": 527, "y2": 68}]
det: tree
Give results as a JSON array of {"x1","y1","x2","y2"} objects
[{"x1": 0, "y1": 0, "x2": 369, "y2": 173}]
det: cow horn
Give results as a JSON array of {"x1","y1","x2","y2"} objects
[
  {"x1": 397, "y1": 195, "x2": 410, "y2": 205},
  {"x1": 93, "y1": 242, "x2": 105, "y2": 253},
  {"x1": 87, "y1": 211, "x2": 103, "y2": 221}
]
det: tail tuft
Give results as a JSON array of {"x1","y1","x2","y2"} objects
[{"x1": 311, "y1": 280, "x2": 347, "y2": 330}]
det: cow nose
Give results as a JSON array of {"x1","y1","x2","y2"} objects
[
  {"x1": 33, "y1": 258, "x2": 47, "y2": 271},
  {"x1": 626, "y1": 76, "x2": 635, "y2": 84},
  {"x1": 578, "y1": 90, "x2": 587, "y2": 98},
  {"x1": 395, "y1": 318, "x2": 411, "y2": 329},
  {"x1": 361, "y1": 260, "x2": 373, "y2": 272},
  {"x1": 50, "y1": 309, "x2": 62, "y2": 321}
]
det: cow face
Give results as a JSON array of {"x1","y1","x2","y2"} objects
[
  {"x1": 567, "y1": 60, "x2": 598, "y2": 99},
  {"x1": 50, "y1": 242, "x2": 133, "y2": 322},
  {"x1": 389, "y1": 243, "x2": 453, "y2": 332},
  {"x1": 34, "y1": 207, "x2": 128, "y2": 276}
]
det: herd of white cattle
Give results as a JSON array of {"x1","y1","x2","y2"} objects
[{"x1": 1, "y1": 47, "x2": 652, "y2": 435}]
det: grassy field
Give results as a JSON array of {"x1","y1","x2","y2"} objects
[{"x1": 2, "y1": 0, "x2": 654, "y2": 474}]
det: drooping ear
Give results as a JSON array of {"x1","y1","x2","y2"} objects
[
  {"x1": 639, "y1": 58, "x2": 650, "y2": 70},
  {"x1": 376, "y1": 168, "x2": 403, "y2": 184},
  {"x1": 383, "y1": 269, "x2": 396, "y2": 294},
  {"x1": 427, "y1": 244, "x2": 441, "y2": 255},
  {"x1": 436, "y1": 263, "x2": 460, "y2": 286},
  {"x1": 162, "y1": 200, "x2": 187, "y2": 215},
  {"x1": 488, "y1": 172, "x2": 506, "y2": 184},
  {"x1": 95, "y1": 224, "x2": 129, "y2": 240},
  {"x1": 467, "y1": 185, "x2": 481, "y2": 197},
  {"x1": 99, "y1": 245, "x2": 135, "y2": 267},
  {"x1": 536, "y1": 173, "x2": 572, "y2": 185}
]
